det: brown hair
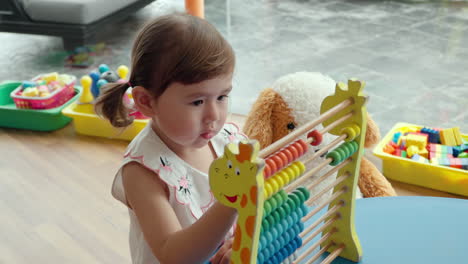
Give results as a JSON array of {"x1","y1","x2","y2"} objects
[{"x1": 95, "y1": 13, "x2": 235, "y2": 127}]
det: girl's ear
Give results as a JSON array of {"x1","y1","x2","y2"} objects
[{"x1": 132, "y1": 86, "x2": 155, "y2": 117}]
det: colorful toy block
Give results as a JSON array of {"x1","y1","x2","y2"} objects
[
  {"x1": 411, "y1": 154, "x2": 429, "y2": 163},
  {"x1": 420, "y1": 127, "x2": 441, "y2": 144},
  {"x1": 427, "y1": 143, "x2": 453, "y2": 154},
  {"x1": 440, "y1": 127, "x2": 463, "y2": 146}
]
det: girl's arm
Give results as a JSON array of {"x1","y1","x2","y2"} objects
[{"x1": 122, "y1": 162, "x2": 237, "y2": 264}]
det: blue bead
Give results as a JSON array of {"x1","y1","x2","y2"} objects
[{"x1": 257, "y1": 251, "x2": 264, "y2": 263}]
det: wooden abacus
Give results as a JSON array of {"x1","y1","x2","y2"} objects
[{"x1": 209, "y1": 79, "x2": 367, "y2": 264}]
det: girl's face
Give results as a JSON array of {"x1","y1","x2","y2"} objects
[{"x1": 150, "y1": 73, "x2": 233, "y2": 153}]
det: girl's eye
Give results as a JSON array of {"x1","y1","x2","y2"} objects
[
  {"x1": 192, "y1": 100, "x2": 203, "y2": 106},
  {"x1": 217, "y1": 95, "x2": 228, "y2": 101}
]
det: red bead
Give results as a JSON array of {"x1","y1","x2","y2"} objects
[{"x1": 308, "y1": 129, "x2": 323, "y2": 146}]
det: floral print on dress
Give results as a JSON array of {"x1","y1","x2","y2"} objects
[
  {"x1": 159, "y1": 156, "x2": 173, "y2": 173},
  {"x1": 178, "y1": 174, "x2": 192, "y2": 196}
]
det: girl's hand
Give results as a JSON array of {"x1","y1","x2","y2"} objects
[{"x1": 209, "y1": 238, "x2": 233, "y2": 264}]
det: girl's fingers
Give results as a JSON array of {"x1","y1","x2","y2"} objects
[{"x1": 220, "y1": 249, "x2": 232, "y2": 264}]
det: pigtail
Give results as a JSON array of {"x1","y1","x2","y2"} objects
[{"x1": 94, "y1": 82, "x2": 134, "y2": 127}]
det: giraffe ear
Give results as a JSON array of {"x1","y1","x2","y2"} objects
[{"x1": 243, "y1": 88, "x2": 277, "y2": 148}]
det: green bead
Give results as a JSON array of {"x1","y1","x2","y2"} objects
[
  {"x1": 272, "y1": 211, "x2": 281, "y2": 226},
  {"x1": 297, "y1": 186, "x2": 310, "y2": 200},
  {"x1": 277, "y1": 206, "x2": 287, "y2": 219},
  {"x1": 264, "y1": 200, "x2": 272, "y2": 216},
  {"x1": 269, "y1": 196, "x2": 277, "y2": 210},
  {"x1": 262, "y1": 218, "x2": 269, "y2": 231},
  {"x1": 336, "y1": 147, "x2": 346, "y2": 162},
  {"x1": 282, "y1": 201, "x2": 291, "y2": 215},
  {"x1": 326, "y1": 150, "x2": 341, "y2": 166},
  {"x1": 289, "y1": 193, "x2": 300, "y2": 209},
  {"x1": 279, "y1": 189, "x2": 287, "y2": 203},
  {"x1": 351, "y1": 141, "x2": 359, "y2": 152},
  {"x1": 292, "y1": 189, "x2": 305, "y2": 204},
  {"x1": 340, "y1": 143, "x2": 351, "y2": 158}
]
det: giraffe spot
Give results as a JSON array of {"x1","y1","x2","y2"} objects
[
  {"x1": 250, "y1": 186, "x2": 257, "y2": 205},
  {"x1": 232, "y1": 226, "x2": 242, "y2": 251},
  {"x1": 240, "y1": 247, "x2": 251, "y2": 264},
  {"x1": 245, "y1": 215, "x2": 255, "y2": 238},
  {"x1": 240, "y1": 194, "x2": 248, "y2": 208}
]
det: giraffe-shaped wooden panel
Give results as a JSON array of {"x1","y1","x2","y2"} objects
[{"x1": 209, "y1": 140, "x2": 265, "y2": 264}]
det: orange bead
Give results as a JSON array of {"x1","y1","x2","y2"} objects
[
  {"x1": 271, "y1": 154, "x2": 284, "y2": 171},
  {"x1": 297, "y1": 139, "x2": 309, "y2": 155},
  {"x1": 281, "y1": 148, "x2": 294, "y2": 163},
  {"x1": 266, "y1": 158, "x2": 277, "y2": 177},
  {"x1": 263, "y1": 163, "x2": 271, "y2": 179},
  {"x1": 288, "y1": 144, "x2": 300, "y2": 160}
]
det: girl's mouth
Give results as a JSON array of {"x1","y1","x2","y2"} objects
[{"x1": 201, "y1": 132, "x2": 215, "y2": 139}]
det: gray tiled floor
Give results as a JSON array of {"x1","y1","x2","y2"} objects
[{"x1": 1, "y1": 0, "x2": 467, "y2": 135}]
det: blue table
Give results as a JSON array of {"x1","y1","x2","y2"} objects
[{"x1": 305, "y1": 196, "x2": 468, "y2": 264}]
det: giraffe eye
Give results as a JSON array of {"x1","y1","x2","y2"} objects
[
  {"x1": 235, "y1": 168, "x2": 240, "y2": 175},
  {"x1": 287, "y1": 122, "x2": 295, "y2": 130},
  {"x1": 227, "y1": 160, "x2": 233, "y2": 169}
]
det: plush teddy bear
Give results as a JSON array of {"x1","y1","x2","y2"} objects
[{"x1": 243, "y1": 71, "x2": 397, "y2": 198}]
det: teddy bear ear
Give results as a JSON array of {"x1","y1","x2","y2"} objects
[
  {"x1": 243, "y1": 88, "x2": 277, "y2": 149},
  {"x1": 365, "y1": 112, "x2": 381, "y2": 147}
]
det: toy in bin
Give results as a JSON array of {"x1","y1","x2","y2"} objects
[
  {"x1": 10, "y1": 72, "x2": 76, "y2": 109},
  {"x1": 374, "y1": 123, "x2": 468, "y2": 197},
  {"x1": 382, "y1": 125, "x2": 468, "y2": 170},
  {"x1": 79, "y1": 64, "x2": 148, "y2": 119}
]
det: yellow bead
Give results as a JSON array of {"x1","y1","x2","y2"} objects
[
  {"x1": 269, "y1": 178, "x2": 279, "y2": 194},
  {"x1": 294, "y1": 161, "x2": 306, "y2": 174},
  {"x1": 264, "y1": 182, "x2": 273, "y2": 198},
  {"x1": 284, "y1": 167, "x2": 296, "y2": 181},
  {"x1": 341, "y1": 126, "x2": 356, "y2": 142},
  {"x1": 351, "y1": 124, "x2": 361, "y2": 138},
  {"x1": 278, "y1": 171, "x2": 290, "y2": 185},
  {"x1": 273, "y1": 175, "x2": 285, "y2": 190},
  {"x1": 289, "y1": 163, "x2": 302, "y2": 180}
]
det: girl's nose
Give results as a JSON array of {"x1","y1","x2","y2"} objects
[{"x1": 204, "y1": 102, "x2": 220, "y2": 123}]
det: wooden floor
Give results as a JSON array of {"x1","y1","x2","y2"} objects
[{"x1": 1, "y1": 114, "x2": 465, "y2": 263}]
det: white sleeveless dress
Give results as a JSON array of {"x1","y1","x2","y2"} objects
[{"x1": 111, "y1": 121, "x2": 247, "y2": 264}]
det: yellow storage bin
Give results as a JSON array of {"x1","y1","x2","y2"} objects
[
  {"x1": 373, "y1": 122, "x2": 468, "y2": 197},
  {"x1": 62, "y1": 102, "x2": 148, "y2": 141}
]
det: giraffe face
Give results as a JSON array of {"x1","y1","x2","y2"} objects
[{"x1": 209, "y1": 141, "x2": 264, "y2": 209}]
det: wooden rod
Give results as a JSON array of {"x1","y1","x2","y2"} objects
[
  {"x1": 259, "y1": 99, "x2": 353, "y2": 158},
  {"x1": 300, "y1": 202, "x2": 343, "y2": 238},
  {"x1": 304, "y1": 134, "x2": 347, "y2": 165},
  {"x1": 319, "y1": 112, "x2": 353, "y2": 137},
  {"x1": 301, "y1": 242, "x2": 333, "y2": 264},
  {"x1": 301, "y1": 217, "x2": 337, "y2": 245},
  {"x1": 306, "y1": 173, "x2": 349, "y2": 207},
  {"x1": 284, "y1": 158, "x2": 331, "y2": 193},
  {"x1": 320, "y1": 244, "x2": 345, "y2": 264},
  {"x1": 295, "y1": 230, "x2": 334, "y2": 263},
  {"x1": 302, "y1": 188, "x2": 346, "y2": 223},
  {"x1": 305, "y1": 159, "x2": 352, "y2": 191}
]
